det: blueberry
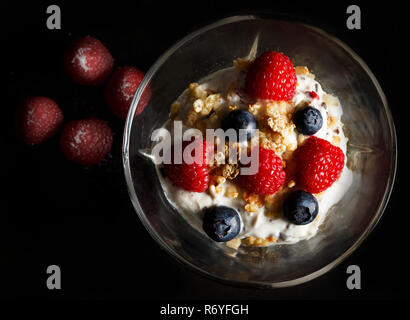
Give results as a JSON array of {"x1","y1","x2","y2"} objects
[
  {"x1": 221, "y1": 109, "x2": 258, "y2": 141},
  {"x1": 283, "y1": 190, "x2": 319, "y2": 225},
  {"x1": 202, "y1": 206, "x2": 241, "y2": 242},
  {"x1": 293, "y1": 106, "x2": 323, "y2": 135}
]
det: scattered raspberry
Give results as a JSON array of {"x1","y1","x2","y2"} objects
[
  {"x1": 310, "y1": 91, "x2": 319, "y2": 100},
  {"x1": 245, "y1": 51, "x2": 297, "y2": 101},
  {"x1": 104, "y1": 66, "x2": 149, "y2": 120},
  {"x1": 296, "y1": 136, "x2": 345, "y2": 193},
  {"x1": 60, "y1": 118, "x2": 113, "y2": 165},
  {"x1": 15, "y1": 96, "x2": 64, "y2": 145},
  {"x1": 237, "y1": 146, "x2": 286, "y2": 195},
  {"x1": 163, "y1": 140, "x2": 213, "y2": 192},
  {"x1": 63, "y1": 36, "x2": 113, "y2": 86}
]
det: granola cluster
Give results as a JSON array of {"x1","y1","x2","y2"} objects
[
  {"x1": 184, "y1": 83, "x2": 225, "y2": 130},
  {"x1": 252, "y1": 101, "x2": 297, "y2": 155}
]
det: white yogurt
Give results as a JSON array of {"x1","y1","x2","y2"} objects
[{"x1": 154, "y1": 67, "x2": 353, "y2": 245}]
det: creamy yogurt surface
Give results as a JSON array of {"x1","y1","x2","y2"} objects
[{"x1": 154, "y1": 65, "x2": 353, "y2": 245}]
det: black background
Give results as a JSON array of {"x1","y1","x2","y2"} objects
[{"x1": 1, "y1": 0, "x2": 407, "y2": 304}]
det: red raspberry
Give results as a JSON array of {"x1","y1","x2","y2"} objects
[
  {"x1": 104, "y1": 66, "x2": 149, "y2": 120},
  {"x1": 245, "y1": 51, "x2": 297, "y2": 101},
  {"x1": 15, "y1": 96, "x2": 64, "y2": 145},
  {"x1": 163, "y1": 140, "x2": 213, "y2": 193},
  {"x1": 296, "y1": 136, "x2": 345, "y2": 193},
  {"x1": 310, "y1": 91, "x2": 319, "y2": 100},
  {"x1": 237, "y1": 147, "x2": 286, "y2": 195},
  {"x1": 63, "y1": 36, "x2": 113, "y2": 86},
  {"x1": 60, "y1": 118, "x2": 113, "y2": 166}
]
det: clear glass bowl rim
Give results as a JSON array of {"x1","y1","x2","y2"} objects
[{"x1": 122, "y1": 15, "x2": 397, "y2": 288}]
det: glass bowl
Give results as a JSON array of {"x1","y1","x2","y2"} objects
[{"x1": 123, "y1": 16, "x2": 396, "y2": 287}]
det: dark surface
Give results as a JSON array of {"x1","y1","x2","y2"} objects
[{"x1": 1, "y1": 0, "x2": 407, "y2": 302}]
